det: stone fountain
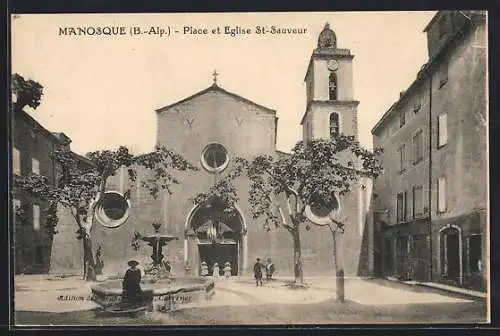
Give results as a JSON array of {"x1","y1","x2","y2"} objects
[
  {"x1": 91, "y1": 222, "x2": 215, "y2": 314},
  {"x1": 134, "y1": 221, "x2": 178, "y2": 283}
]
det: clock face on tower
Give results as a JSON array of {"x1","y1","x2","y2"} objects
[{"x1": 327, "y1": 60, "x2": 339, "y2": 72}]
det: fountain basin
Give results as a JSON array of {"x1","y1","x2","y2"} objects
[{"x1": 91, "y1": 277, "x2": 215, "y2": 312}]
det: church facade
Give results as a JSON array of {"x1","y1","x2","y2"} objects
[{"x1": 50, "y1": 24, "x2": 372, "y2": 278}]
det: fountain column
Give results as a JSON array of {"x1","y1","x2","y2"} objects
[
  {"x1": 185, "y1": 228, "x2": 199, "y2": 276},
  {"x1": 241, "y1": 227, "x2": 248, "y2": 275}
]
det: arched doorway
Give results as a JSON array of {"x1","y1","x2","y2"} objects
[
  {"x1": 184, "y1": 202, "x2": 246, "y2": 276},
  {"x1": 439, "y1": 225, "x2": 462, "y2": 284}
]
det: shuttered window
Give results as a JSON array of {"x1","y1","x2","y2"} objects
[
  {"x1": 32, "y1": 158, "x2": 40, "y2": 174},
  {"x1": 438, "y1": 114, "x2": 448, "y2": 147},
  {"x1": 13, "y1": 147, "x2": 21, "y2": 175},
  {"x1": 438, "y1": 177, "x2": 447, "y2": 212},
  {"x1": 33, "y1": 204, "x2": 40, "y2": 231}
]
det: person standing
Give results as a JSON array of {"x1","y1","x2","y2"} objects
[
  {"x1": 223, "y1": 262, "x2": 232, "y2": 279},
  {"x1": 95, "y1": 245, "x2": 104, "y2": 276},
  {"x1": 122, "y1": 260, "x2": 142, "y2": 306},
  {"x1": 212, "y1": 262, "x2": 220, "y2": 280},
  {"x1": 253, "y1": 258, "x2": 263, "y2": 286},
  {"x1": 201, "y1": 261, "x2": 209, "y2": 276},
  {"x1": 265, "y1": 258, "x2": 275, "y2": 281},
  {"x1": 163, "y1": 260, "x2": 172, "y2": 278}
]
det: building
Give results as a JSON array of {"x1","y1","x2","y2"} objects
[
  {"x1": 371, "y1": 11, "x2": 487, "y2": 291},
  {"x1": 12, "y1": 108, "x2": 79, "y2": 274},
  {"x1": 50, "y1": 24, "x2": 372, "y2": 278}
]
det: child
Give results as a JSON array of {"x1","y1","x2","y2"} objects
[
  {"x1": 212, "y1": 262, "x2": 220, "y2": 280},
  {"x1": 265, "y1": 258, "x2": 275, "y2": 280},
  {"x1": 201, "y1": 261, "x2": 209, "y2": 276},
  {"x1": 163, "y1": 260, "x2": 172, "y2": 278},
  {"x1": 223, "y1": 262, "x2": 232, "y2": 279}
]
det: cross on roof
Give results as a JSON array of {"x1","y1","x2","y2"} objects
[{"x1": 212, "y1": 70, "x2": 219, "y2": 85}]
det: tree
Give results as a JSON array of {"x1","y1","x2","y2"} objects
[
  {"x1": 192, "y1": 136, "x2": 382, "y2": 300},
  {"x1": 12, "y1": 73, "x2": 44, "y2": 112},
  {"x1": 14, "y1": 146, "x2": 198, "y2": 281}
]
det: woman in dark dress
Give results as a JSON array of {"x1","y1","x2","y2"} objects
[{"x1": 122, "y1": 260, "x2": 142, "y2": 305}]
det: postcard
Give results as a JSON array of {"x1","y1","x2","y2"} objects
[{"x1": 10, "y1": 11, "x2": 489, "y2": 326}]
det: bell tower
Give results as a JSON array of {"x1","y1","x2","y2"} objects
[
  {"x1": 301, "y1": 23, "x2": 359, "y2": 142},
  {"x1": 300, "y1": 24, "x2": 372, "y2": 278}
]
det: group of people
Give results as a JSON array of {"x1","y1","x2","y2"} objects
[
  {"x1": 201, "y1": 261, "x2": 232, "y2": 280},
  {"x1": 121, "y1": 256, "x2": 278, "y2": 307},
  {"x1": 199, "y1": 257, "x2": 276, "y2": 285},
  {"x1": 253, "y1": 257, "x2": 275, "y2": 286}
]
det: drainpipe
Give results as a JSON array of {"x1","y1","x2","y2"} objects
[{"x1": 428, "y1": 72, "x2": 433, "y2": 281}]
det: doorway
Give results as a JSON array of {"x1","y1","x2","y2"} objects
[
  {"x1": 440, "y1": 226, "x2": 462, "y2": 283},
  {"x1": 185, "y1": 200, "x2": 246, "y2": 276},
  {"x1": 199, "y1": 243, "x2": 239, "y2": 276},
  {"x1": 396, "y1": 236, "x2": 408, "y2": 279},
  {"x1": 411, "y1": 234, "x2": 429, "y2": 282},
  {"x1": 383, "y1": 238, "x2": 393, "y2": 276},
  {"x1": 445, "y1": 232, "x2": 460, "y2": 280}
]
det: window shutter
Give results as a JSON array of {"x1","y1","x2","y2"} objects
[
  {"x1": 13, "y1": 147, "x2": 21, "y2": 175},
  {"x1": 404, "y1": 191, "x2": 408, "y2": 221},
  {"x1": 33, "y1": 204, "x2": 40, "y2": 231},
  {"x1": 438, "y1": 177, "x2": 447, "y2": 212},
  {"x1": 32, "y1": 158, "x2": 40, "y2": 175},
  {"x1": 438, "y1": 114, "x2": 448, "y2": 147},
  {"x1": 398, "y1": 145, "x2": 405, "y2": 172}
]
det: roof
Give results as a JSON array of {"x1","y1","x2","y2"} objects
[
  {"x1": 51, "y1": 132, "x2": 72, "y2": 145},
  {"x1": 155, "y1": 83, "x2": 276, "y2": 115},
  {"x1": 275, "y1": 149, "x2": 292, "y2": 157},
  {"x1": 71, "y1": 151, "x2": 94, "y2": 167},
  {"x1": 423, "y1": 11, "x2": 444, "y2": 32},
  {"x1": 16, "y1": 110, "x2": 66, "y2": 144},
  {"x1": 15, "y1": 110, "x2": 93, "y2": 167},
  {"x1": 371, "y1": 12, "x2": 479, "y2": 135}
]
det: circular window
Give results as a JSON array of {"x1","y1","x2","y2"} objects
[
  {"x1": 201, "y1": 143, "x2": 229, "y2": 172},
  {"x1": 310, "y1": 193, "x2": 340, "y2": 218},
  {"x1": 305, "y1": 192, "x2": 340, "y2": 225}
]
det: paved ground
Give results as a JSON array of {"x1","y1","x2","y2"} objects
[{"x1": 14, "y1": 274, "x2": 488, "y2": 325}]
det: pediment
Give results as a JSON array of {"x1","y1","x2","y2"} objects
[{"x1": 155, "y1": 84, "x2": 276, "y2": 116}]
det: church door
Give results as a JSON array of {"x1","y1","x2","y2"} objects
[
  {"x1": 198, "y1": 243, "x2": 239, "y2": 276},
  {"x1": 186, "y1": 202, "x2": 245, "y2": 276}
]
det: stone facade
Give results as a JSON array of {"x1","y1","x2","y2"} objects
[
  {"x1": 12, "y1": 110, "x2": 71, "y2": 274},
  {"x1": 49, "y1": 24, "x2": 371, "y2": 279},
  {"x1": 372, "y1": 11, "x2": 487, "y2": 290}
]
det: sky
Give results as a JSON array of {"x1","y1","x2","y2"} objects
[{"x1": 11, "y1": 11, "x2": 437, "y2": 155}]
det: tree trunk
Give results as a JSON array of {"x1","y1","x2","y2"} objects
[
  {"x1": 83, "y1": 235, "x2": 96, "y2": 281},
  {"x1": 82, "y1": 197, "x2": 99, "y2": 282},
  {"x1": 292, "y1": 229, "x2": 304, "y2": 284},
  {"x1": 332, "y1": 230, "x2": 345, "y2": 303}
]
